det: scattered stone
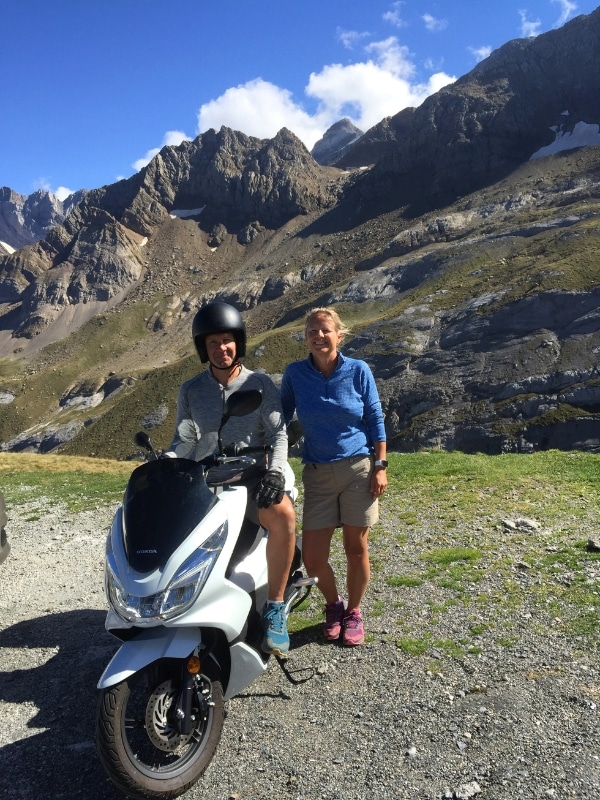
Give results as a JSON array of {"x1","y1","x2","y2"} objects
[
  {"x1": 502, "y1": 517, "x2": 541, "y2": 532},
  {"x1": 453, "y1": 781, "x2": 482, "y2": 799},
  {"x1": 586, "y1": 536, "x2": 600, "y2": 552}
]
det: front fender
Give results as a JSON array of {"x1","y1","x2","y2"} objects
[{"x1": 97, "y1": 627, "x2": 202, "y2": 689}]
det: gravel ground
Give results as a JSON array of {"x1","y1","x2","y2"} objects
[{"x1": 0, "y1": 494, "x2": 598, "y2": 800}]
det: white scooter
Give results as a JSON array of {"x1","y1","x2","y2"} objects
[{"x1": 95, "y1": 389, "x2": 313, "y2": 799}]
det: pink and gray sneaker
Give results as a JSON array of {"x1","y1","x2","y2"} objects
[
  {"x1": 323, "y1": 595, "x2": 345, "y2": 641},
  {"x1": 342, "y1": 609, "x2": 365, "y2": 646}
]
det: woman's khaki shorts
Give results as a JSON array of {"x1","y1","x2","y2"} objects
[{"x1": 302, "y1": 455, "x2": 378, "y2": 530}]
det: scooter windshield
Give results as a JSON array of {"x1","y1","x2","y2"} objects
[{"x1": 123, "y1": 458, "x2": 218, "y2": 572}]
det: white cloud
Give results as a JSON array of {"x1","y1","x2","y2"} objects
[
  {"x1": 518, "y1": 10, "x2": 542, "y2": 37},
  {"x1": 365, "y1": 37, "x2": 416, "y2": 79},
  {"x1": 55, "y1": 186, "x2": 74, "y2": 201},
  {"x1": 195, "y1": 37, "x2": 455, "y2": 150},
  {"x1": 382, "y1": 1, "x2": 406, "y2": 28},
  {"x1": 422, "y1": 14, "x2": 448, "y2": 33},
  {"x1": 518, "y1": 2, "x2": 577, "y2": 40},
  {"x1": 337, "y1": 27, "x2": 370, "y2": 49},
  {"x1": 198, "y1": 79, "x2": 325, "y2": 147},
  {"x1": 551, "y1": 0, "x2": 577, "y2": 27},
  {"x1": 132, "y1": 130, "x2": 190, "y2": 171},
  {"x1": 469, "y1": 45, "x2": 493, "y2": 63}
]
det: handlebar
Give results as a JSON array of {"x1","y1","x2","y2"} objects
[
  {"x1": 223, "y1": 443, "x2": 274, "y2": 457},
  {"x1": 199, "y1": 453, "x2": 259, "y2": 469}
]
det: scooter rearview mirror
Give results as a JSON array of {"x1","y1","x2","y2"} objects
[
  {"x1": 217, "y1": 389, "x2": 263, "y2": 453},
  {"x1": 287, "y1": 418, "x2": 304, "y2": 447},
  {"x1": 134, "y1": 431, "x2": 152, "y2": 451},
  {"x1": 222, "y1": 389, "x2": 263, "y2": 421}
]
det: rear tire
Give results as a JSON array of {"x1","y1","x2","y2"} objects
[{"x1": 96, "y1": 659, "x2": 224, "y2": 799}]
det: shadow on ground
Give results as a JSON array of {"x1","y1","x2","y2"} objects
[{"x1": 0, "y1": 610, "x2": 121, "y2": 799}]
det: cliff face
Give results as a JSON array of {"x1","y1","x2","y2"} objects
[
  {"x1": 338, "y1": 8, "x2": 600, "y2": 215},
  {"x1": 1, "y1": 10, "x2": 600, "y2": 457}
]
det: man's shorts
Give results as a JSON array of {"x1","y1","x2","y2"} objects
[{"x1": 301, "y1": 455, "x2": 378, "y2": 530}]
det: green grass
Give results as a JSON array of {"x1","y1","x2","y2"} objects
[
  {"x1": 0, "y1": 454, "x2": 133, "y2": 511},
  {"x1": 386, "y1": 576, "x2": 424, "y2": 588},
  {"x1": 423, "y1": 546, "x2": 482, "y2": 566}
]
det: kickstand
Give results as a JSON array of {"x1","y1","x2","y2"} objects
[{"x1": 274, "y1": 654, "x2": 315, "y2": 685}]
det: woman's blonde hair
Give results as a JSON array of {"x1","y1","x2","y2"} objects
[{"x1": 304, "y1": 307, "x2": 351, "y2": 337}]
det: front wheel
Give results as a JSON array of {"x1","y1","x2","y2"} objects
[{"x1": 96, "y1": 659, "x2": 224, "y2": 799}]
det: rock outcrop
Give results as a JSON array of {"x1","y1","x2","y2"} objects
[
  {"x1": 338, "y1": 8, "x2": 600, "y2": 215},
  {"x1": 0, "y1": 187, "x2": 85, "y2": 250}
]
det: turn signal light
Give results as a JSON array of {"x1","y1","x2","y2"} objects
[{"x1": 187, "y1": 655, "x2": 201, "y2": 674}]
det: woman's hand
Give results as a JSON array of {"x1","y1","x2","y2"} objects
[{"x1": 371, "y1": 467, "x2": 388, "y2": 498}]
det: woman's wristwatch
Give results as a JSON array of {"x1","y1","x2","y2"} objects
[{"x1": 374, "y1": 459, "x2": 388, "y2": 468}]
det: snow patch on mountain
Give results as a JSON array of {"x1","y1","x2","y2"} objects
[{"x1": 531, "y1": 120, "x2": 600, "y2": 160}]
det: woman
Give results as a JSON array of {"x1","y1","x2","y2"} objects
[{"x1": 281, "y1": 307, "x2": 387, "y2": 646}]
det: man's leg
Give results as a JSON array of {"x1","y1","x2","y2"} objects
[
  {"x1": 258, "y1": 493, "x2": 296, "y2": 601},
  {"x1": 258, "y1": 494, "x2": 296, "y2": 656}
]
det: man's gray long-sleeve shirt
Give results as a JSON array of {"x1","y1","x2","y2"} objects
[{"x1": 168, "y1": 365, "x2": 288, "y2": 474}]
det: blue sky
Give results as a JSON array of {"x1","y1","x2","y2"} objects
[{"x1": 2, "y1": 0, "x2": 598, "y2": 199}]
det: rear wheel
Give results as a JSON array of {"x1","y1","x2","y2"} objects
[{"x1": 96, "y1": 660, "x2": 224, "y2": 799}]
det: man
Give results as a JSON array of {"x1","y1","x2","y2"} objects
[{"x1": 168, "y1": 301, "x2": 296, "y2": 657}]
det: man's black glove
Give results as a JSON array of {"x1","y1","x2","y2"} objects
[{"x1": 254, "y1": 470, "x2": 285, "y2": 508}]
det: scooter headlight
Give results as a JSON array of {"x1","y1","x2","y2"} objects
[{"x1": 107, "y1": 522, "x2": 227, "y2": 623}]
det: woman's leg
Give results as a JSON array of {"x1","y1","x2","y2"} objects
[
  {"x1": 342, "y1": 524, "x2": 370, "y2": 611},
  {"x1": 301, "y1": 527, "x2": 338, "y2": 604}
]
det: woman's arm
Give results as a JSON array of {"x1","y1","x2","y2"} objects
[
  {"x1": 370, "y1": 440, "x2": 388, "y2": 498},
  {"x1": 280, "y1": 367, "x2": 296, "y2": 425}
]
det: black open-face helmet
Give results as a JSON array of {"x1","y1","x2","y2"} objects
[{"x1": 192, "y1": 301, "x2": 246, "y2": 363}]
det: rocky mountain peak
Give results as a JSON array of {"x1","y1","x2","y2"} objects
[
  {"x1": 0, "y1": 125, "x2": 344, "y2": 339},
  {"x1": 0, "y1": 187, "x2": 86, "y2": 251},
  {"x1": 311, "y1": 118, "x2": 364, "y2": 165}
]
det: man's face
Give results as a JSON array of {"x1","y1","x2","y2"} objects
[{"x1": 205, "y1": 332, "x2": 237, "y2": 369}]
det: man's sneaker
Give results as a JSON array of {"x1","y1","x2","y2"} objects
[
  {"x1": 342, "y1": 609, "x2": 365, "y2": 646},
  {"x1": 261, "y1": 601, "x2": 290, "y2": 657},
  {"x1": 323, "y1": 595, "x2": 345, "y2": 641}
]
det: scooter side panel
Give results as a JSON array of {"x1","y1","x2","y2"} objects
[
  {"x1": 224, "y1": 641, "x2": 269, "y2": 700},
  {"x1": 171, "y1": 586, "x2": 252, "y2": 638},
  {"x1": 97, "y1": 627, "x2": 202, "y2": 689}
]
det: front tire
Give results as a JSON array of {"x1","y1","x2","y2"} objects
[{"x1": 96, "y1": 659, "x2": 224, "y2": 799}]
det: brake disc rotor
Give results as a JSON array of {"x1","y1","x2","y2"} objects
[{"x1": 145, "y1": 679, "x2": 192, "y2": 751}]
